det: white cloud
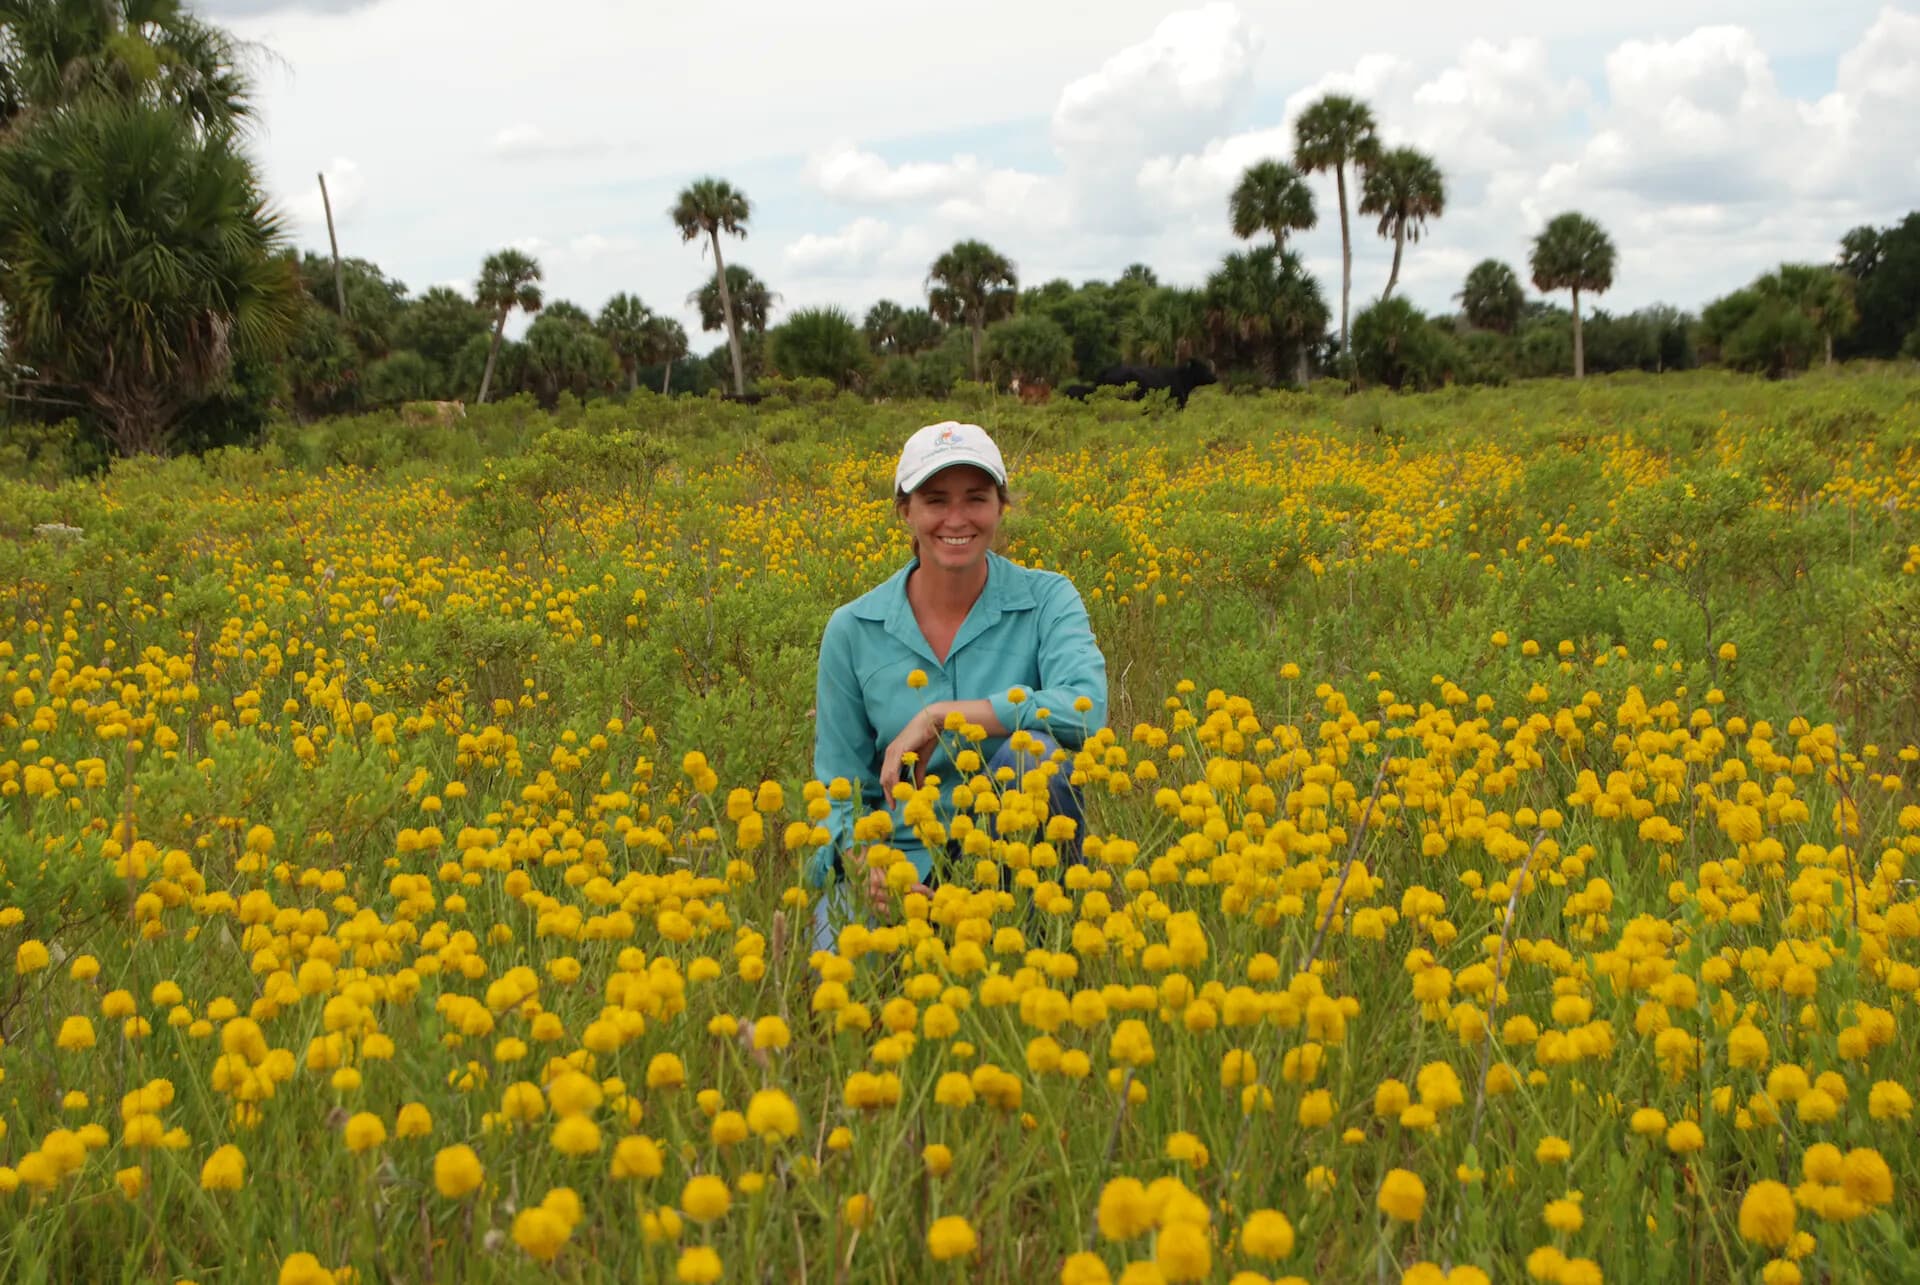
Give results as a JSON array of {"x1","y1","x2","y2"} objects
[
  {"x1": 489, "y1": 122, "x2": 608, "y2": 160},
  {"x1": 235, "y1": 0, "x2": 1915, "y2": 346},
  {"x1": 288, "y1": 156, "x2": 364, "y2": 229},
  {"x1": 1050, "y1": 2, "x2": 1262, "y2": 163}
]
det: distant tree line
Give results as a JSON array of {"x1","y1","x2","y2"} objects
[{"x1": 1, "y1": 2, "x2": 1916, "y2": 462}]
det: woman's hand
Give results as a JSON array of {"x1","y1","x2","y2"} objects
[
  {"x1": 878, "y1": 705, "x2": 940, "y2": 799},
  {"x1": 865, "y1": 862, "x2": 932, "y2": 918}
]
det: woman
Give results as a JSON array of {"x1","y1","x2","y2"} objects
[{"x1": 805, "y1": 420, "x2": 1108, "y2": 947}]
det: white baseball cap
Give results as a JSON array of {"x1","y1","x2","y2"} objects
[{"x1": 894, "y1": 421, "x2": 1007, "y2": 494}]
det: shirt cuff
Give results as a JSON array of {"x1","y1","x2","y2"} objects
[{"x1": 989, "y1": 690, "x2": 1026, "y2": 737}]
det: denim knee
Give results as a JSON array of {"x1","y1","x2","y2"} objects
[{"x1": 987, "y1": 731, "x2": 1085, "y2": 862}]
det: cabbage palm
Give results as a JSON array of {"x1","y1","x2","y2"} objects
[
  {"x1": 671, "y1": 177, "x2": 752, "y2": 395},
  {"x1": 1229, "y1": 159, "x2": 1316, "y2": 252},
  {"x1": 1122, "y1": 287, "x2": 1206, "y2": 365},
  {"x1": 1293, "y1": 94, "x2": 1380, "y2": 361},
  {"x1": 640, "y1": 315, "x2": 688, "y2": 394},
  {"x1": 1457, "y1": 259, "x2": 1525, "y2": 334},
  {"x1": 0, "y1": 0, "x2": 250, "y2": 133},
  {"x1": 1204, "y1": 246, "x2": 1328, "y2": 384},
  {"x1": 927, "y1": 239, "x2": 1017, "y2": 381},
  {"x1": 596, "y1": 292, "x2": 652, "y2": 391},
  {"x1": 0, "y1": 95, "x2": 297, "y2": 454},
  {"x1": 1529, "y1": 212, "x2": 1617, "y2": 378},
  {"x1": 474, "y1": 248, "x2": 542, "y2": 403},
  {"x1": 1758, "y1": 264, "x2": 1856, "y2": 367},
  {"x1": 690, "y1": 264, "x2": 776, "y2": 340},
  {"x1": 1359, "y1": 147, "x2": 1445, "y2": 303}
]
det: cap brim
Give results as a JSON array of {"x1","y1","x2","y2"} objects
[{"x1": 898, "y1": 453, "x2": 1006, "y2": 493}]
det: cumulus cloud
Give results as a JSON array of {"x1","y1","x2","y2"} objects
[
  {"x1": 489, "y1": 123, "x2": 608, "y2": 160},
  {"x1": 1050, "y1": 2, "x2": 1262, "y2": 164},
  {"x1": 288, "y1": 156, "x2": 365, "y2": 229}
]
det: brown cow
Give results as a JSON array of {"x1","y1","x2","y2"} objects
[{"x1": 1018, "y1": 380, "x2": 1052, "y2": 405}]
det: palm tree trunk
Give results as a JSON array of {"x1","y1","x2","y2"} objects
[
  {"x1": 661, "y1": 362, "x2": 673, "y2": 396},
  {"x1": 1336, "y1": 162, "x2": 1353, "y2": 359},
  {"x1": 970, "y1": 316, "x2": 983, "y2": 382},
  {"x1": 1296, "y1": 341, "x2": 1310, "y2": 386},
  {"x1": 1825, "y1": 333, "x2": 1834, "y2": 368},
  {"x1": 710, "y1": 230, "x2": 747, "y2": 396},
  {"x1": 1382, "y1": 222, "x2": 1405, "y2": 302},
  {"x1": 477, "y1": 307, "x2": 508, "y2": 404},
  {"x1": 1572, "y1": 287, "x2": 1584, "y2": 380}
]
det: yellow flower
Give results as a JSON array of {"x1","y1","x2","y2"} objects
[
  {"x1": 907, "y1": 669, "x2": 929, "y2": 689},
  {"x1": 1738, "y1": 1181, "x2": 1797, "y2": 1248},
  {"x1": 15, "y1": 940, "x2": 49, "y2": 975},
  {"x1": 843, "y1": 1193, "x2": 875, "y2": 1229},
  {"x1": 611, "y1": 1135, "x2": 664, "y2": 1180},
  {"x1": 278, "y1": 1253, "x2": 333, "y2": 1285},
  {"x1": 395, "y1": 1103, "x2": 432, "y2": 1139},
  {"x1": 1840, "y1": 1148, "x2": 1893, "y2": 1207},
  {"x1": 676, "y1": 1247, "x2": 722, "y2": 1283},
  {"x1": 1543, "y1": 1197, "x2": 1584, "y2": 1233},
  {"x1": 1240, "y1": 1209, "x2": 1294, "y2": 1259},
  {"x1": 1868, "y1": 1081, "x2": 1912, "y2": 1121},
  {"x1": 927, "y1": 1215, "x2": 977, "y2": 1261},
  {"x1": 1534, "y1": 1136, "x2": 1571, "y2": 1164},
  {"x1": 512, "y1": 1206, "x2": 572, "y2": 1262},
  {"x1": 200, "y1": 1144, "x2": 246, "y2": 1191},
  {"x1": 551, "y1": 1115, "x2": 601, "y2": 1156},
  {"x1": 923, "y1": 1143, "x2": 953, "y2": 1176},
  {"x1": 433, "y1": 1145, "x2": 484, "y2": 1199},
  {"x1": 1665, "y1": 1121, "x2": 1705, "y2": 1154},
  {"x1": 746, "y1": 1089, "x2": 800, "y2": 1142},
  {"x1": 56, "y1": 1016, "x2": 96, "y2": 1051},
  {"x1": 1377, "y1": 1169, "x2": 1426, "y2": 1223},
  {"x1": 1061, "y1": 1251, "x2": 1113, "y2": 1285},
  {"x1": 681, "y1": 1174, "x2": 731, "y2": 1222},
  {"x1": 343, "y1": 1112, "x2": 386, "y2": 1153},
  {"x1": 1098, "y1": 1177, "x2": 1156, "y2": 1241},
  {"x1": 1156, "y1": 1221, "x2": 1211, "y2": 1281},
  {"x1": 114, "y1": 1166, "x2": 143, "y2": 1200}
]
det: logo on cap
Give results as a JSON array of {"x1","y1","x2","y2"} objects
[{"x1": 934, "y1": 426, "x2": 961, "y2": 450}]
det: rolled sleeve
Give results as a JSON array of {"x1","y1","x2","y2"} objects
[
  {"x1": 988, "y1": 578, "x2": 1107, "y2": 749},
  {"x1": 809, "y1": 610, "x2": 874, "y2": 889}
]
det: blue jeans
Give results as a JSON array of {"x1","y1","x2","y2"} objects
[{"x1": 810, "y1": 731, "x2": 1086, "y2": 953}]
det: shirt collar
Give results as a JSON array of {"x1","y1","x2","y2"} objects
[{"x1": 850, "y1": 551, "x2": 1036, "y2": 665}]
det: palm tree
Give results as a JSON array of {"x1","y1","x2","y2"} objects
[
  {"x1": 670, "y1": 177, "x2": 752, "y2": 395},
  {"x1": 1359, "y1": 147, "x2": 1445, "y2": 303},
  {"x1": 1229, "y1": 159, "x2": 1317, "y2": 252},
  {"x1": 927, "y1": 239, "x2": 1017, "y2": 381},
  {"x1": 1293, "y1": 94, "x2": 1380, "y2": 362},
  {"x1": 0, "y1": 0, "x2": 251, "y2": 133},
  {"x1": 596, "y1": 292, "x2": 652, "y2": 391},
  {"x1": 0, "y1": 95, "x2": 299, "y2": 454},
  {"x1": 690, "y1": 265, "x2": 776, "y2": 338},
  {"x1": 474, "y1": 248, "x2": 543, "y2": 403},
  {"x1": 640, "y1": 315, "x2": 688, "y2": 394},
  {"x1": 1204, "y1": 246, "x2": 1328, "y2": 385},
  {"x1": 1757, "y1": 264, "x2": 1857, "y2": 367},
  {"x1": 1122, "y1": 287, "x2": 1206, "y2": 365},
  {"x1": 1457, "y1": 260, "x2": 1525, "y2": 334},
  {"x1": 1529, "y1": 212, "x2": 1617, "y2": 378},
  {"x1": 864, "y1": 300, "x2": 906, "y2": 354}
]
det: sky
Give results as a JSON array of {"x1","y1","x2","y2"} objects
[{"x1": 219, "y1": 0, "x2": 1920, "y2": 345}]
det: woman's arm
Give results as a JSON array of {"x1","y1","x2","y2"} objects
[
  {"x1": 876, "y1": 699, "x2": 1009, "y2": 798},
  {"x1": 807, "y1": 611, "x2": 876, "y2": 890},
  {"x1": 987, "y1": 577, "x2": 1108, "y2": 748}
]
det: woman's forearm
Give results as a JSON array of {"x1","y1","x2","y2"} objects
[{"x1": 922, "y1": 699, "x2": 1009, "y2": 739}]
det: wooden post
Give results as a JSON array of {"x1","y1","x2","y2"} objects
[{"x1": 318, "y1": 171, "x2": 347, "y2": 320}]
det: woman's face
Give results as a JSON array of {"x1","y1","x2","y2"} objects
[{"x1": 901, "y1": 465, "x2": 1004, "y2": 573}]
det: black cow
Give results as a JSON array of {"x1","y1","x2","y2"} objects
[
  {"x1": 1061, "y1": 359, "x2": 1217, "y2": 409},
  {"x1": 720, "y1": 392, "x2": 769, "y2": 406}
]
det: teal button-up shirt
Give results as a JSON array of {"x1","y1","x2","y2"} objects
[{"x1": 806, "y1": 551, "x2": 1108, "y2": 888}]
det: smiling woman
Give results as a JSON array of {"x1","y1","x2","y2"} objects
[{"x1": 806, "y1": 421, "x2": 1108, "y2": 950}]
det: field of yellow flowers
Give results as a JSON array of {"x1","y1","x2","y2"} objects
[{"x1": 3, "y1": 370, "x2": 1920, "y2": 1283}]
